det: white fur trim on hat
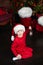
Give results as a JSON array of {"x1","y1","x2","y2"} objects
[
  {"x1": 13, "y1": 24, "x2": 25, "y2": 34},
  {"x1": 38, "y1": 16, "x2": 43, "y2": 26},
  {"x1": 18, "y1": 7, "x2": 33, "y2": 18}
]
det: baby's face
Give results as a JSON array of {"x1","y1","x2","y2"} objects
[{"x1": 17, "y1": 30, "x2": 24, "y2": 38}]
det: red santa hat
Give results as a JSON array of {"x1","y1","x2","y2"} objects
[
  {"x1": 36, "y1": 16, "x2": 43, "y2": 32},
  {"x1": 38, "y1": 16, "x2": 43, "y2": 26},
  {"x1": 18, "y1": 7, "x2": 33, "y2": 18},
  {"x1": 18, "y1": 7, "x2": 33, "y2": 27},
  {"x1": 13, "y1": 24, "x2": 25, "y2": 34},
  {"x1": 11, "y1": 24, "x2": 25, "y2": 41}
]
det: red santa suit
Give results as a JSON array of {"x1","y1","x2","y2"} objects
[
  {"x1": 18, "y1": 7, "x2": 33, "y2": 28},
  {"x1": 11, "y1": 24, "x2": 33, "y2": 59},
  {"x1": 36, "y1": 16, "x2": 43, "y2": 32}
]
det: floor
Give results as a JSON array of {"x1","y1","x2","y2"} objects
[{"x1": 0, "y1": 23, "x2": 43, "y2": 65}]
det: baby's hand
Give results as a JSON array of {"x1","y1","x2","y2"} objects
[
  {"x1": 17, "y1": 54, "x2": 22, "y2": 59},
  {"x1": 29, "y1": 26, "x2": 32, "y2": 30},
  {"x1": 29, "y1": 31, "x2": 33, "y2": 36}
]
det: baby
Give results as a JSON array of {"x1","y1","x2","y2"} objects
[{"x1": 11, "y1": 24, "x2": 33, "y2": 61}]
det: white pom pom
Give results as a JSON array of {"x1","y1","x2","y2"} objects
[
  {"x1": 11, "y1": 36, "x2": 14, "y2": 41},
  {"x1": 29, "y1": 26, "x2": 32, "y2": 30},
  {"x1": 18, "y1": 7, "x2": 32, "y2": 18}
]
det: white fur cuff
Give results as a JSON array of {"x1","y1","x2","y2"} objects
[{"x1": 12, "y1": 57, "x2": 18, "y2": 61}]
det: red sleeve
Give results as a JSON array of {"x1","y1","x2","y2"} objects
[
  {"x1": 25, "y1": 27, "x2": 30, "y2": 34},
  {"x1": 11, "y1": 39, "x2": 18, "y2": 56}
]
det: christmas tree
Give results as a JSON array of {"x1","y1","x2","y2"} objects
[{"x1": 10, "y1": 0, "x2": 43, "y2": 14}]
